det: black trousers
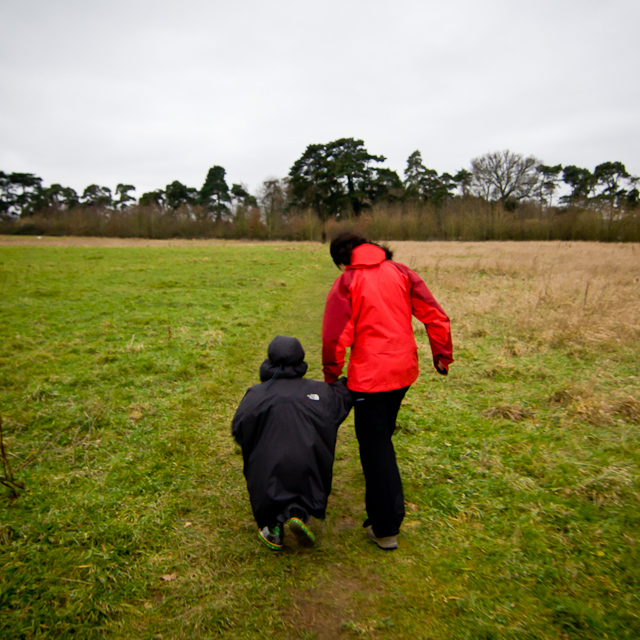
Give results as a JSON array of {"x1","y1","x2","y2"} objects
[{"x1": 352, "y1": 386, "x2": 409, "y2": 538}]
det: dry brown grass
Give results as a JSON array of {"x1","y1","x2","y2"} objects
[
  {"x1": 390, "y1": 240, "x2": 640, "y2": 350},
  {"x1": 548, "y1": 385, "x2": 640, "y2": 427},
  {"x1": 482, "y1": 404, "x2": 533, "y2": 422}
]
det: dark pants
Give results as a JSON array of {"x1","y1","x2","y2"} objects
[
  {"x1": 352, "y1": 386, "x2": 409, "y2": 538},
  {"x1": 269, "y1": 503, "x2": 309, "y2": 527}
]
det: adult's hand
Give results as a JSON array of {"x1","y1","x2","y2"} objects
[{"x1": 435, "y1": 359, "x2": 448, "y2": 375}]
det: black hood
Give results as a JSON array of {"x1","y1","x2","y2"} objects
[{"x1": 259, "y1": 335, "x2": 308, "y2": 381}]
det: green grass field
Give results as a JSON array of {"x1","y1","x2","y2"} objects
[{"x1": 1, "y1": 239, "x2": 639, "y2": 639}]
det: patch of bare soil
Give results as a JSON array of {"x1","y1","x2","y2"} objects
[
  {"x1": 282, "y1": 570, "x2": 385, "y2": 639},
  {"x1": 0, "y1": 235, "x2": 297, "y2": 247}
]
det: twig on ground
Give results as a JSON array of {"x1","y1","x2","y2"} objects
[{"x1": 0, "y1": 415, "x2": 26, "y2": 498}]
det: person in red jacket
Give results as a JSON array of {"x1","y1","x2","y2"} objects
[{"x1": 322, "y1": 231, "x2": 453, "y2": 550}]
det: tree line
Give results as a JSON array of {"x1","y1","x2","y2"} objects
[
  {"x1": 0, "y1": 166, "x2": 257, "y2": 220},
  {"x1": 1, "y1": 139, "x2": 638, "y2": 241}
]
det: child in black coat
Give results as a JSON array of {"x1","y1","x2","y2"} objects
[{"x1": 232, "y1": 336, "x2": 352, "y2": 549}]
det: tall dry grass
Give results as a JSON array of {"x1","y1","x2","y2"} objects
[{"x1": 389, "y1": 240, "x2": 640, "y2": 352}]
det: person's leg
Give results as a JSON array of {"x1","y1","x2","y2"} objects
[
  {"x1": 283, "y1": 503, "x2": 310, "y2": 524},
  {"x1": 353, "y1": 387, "x2": 409, "y2": 538},
  {"x1": 386, "y1": 386, "x2": 408, "y2": 438}
]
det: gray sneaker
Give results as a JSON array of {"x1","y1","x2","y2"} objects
[{"x1": 366, "y1": 526, "x2": 398, "y2": 550}]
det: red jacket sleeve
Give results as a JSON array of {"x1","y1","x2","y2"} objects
[
  {"x1": 322, "y1": 274, "x2": 353, "y2": 383},
  {"x1": 394, "y1": 263, "x2": 453, "y2": 373}
]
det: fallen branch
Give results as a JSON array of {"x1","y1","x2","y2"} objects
[{"x1": 1, "y1": 416, "x2": 26, "y2": 498}]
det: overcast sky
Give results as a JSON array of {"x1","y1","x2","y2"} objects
[{"x1": 1, "y1": 0, "x2": 639, "y2": 198}]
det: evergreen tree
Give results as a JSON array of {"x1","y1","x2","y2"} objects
[
  {"x1": 199, "y1": 166, "x2": 231, "y2": 221},
  {"x1": 288, "y1": 138, "x2": 386, "y2": 218}
]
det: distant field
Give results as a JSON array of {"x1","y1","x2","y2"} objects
[{"x1": 1, "y1": 238, "x2": 639, "y2": 639}]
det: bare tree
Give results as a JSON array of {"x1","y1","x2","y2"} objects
[
  {"x1": 470, "y1": 150, "x2": 540, "y2": 205},
  {"x1": 259, "y1": 178, "x2": 288, "y2": 228}
]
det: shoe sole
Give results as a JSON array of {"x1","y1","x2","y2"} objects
[
  {"x1": 288, "y1": 517, "x2": 315, "y2": 547},
  {"x1": 258, "y1": 530, "x2": 283, "y2": 551}
]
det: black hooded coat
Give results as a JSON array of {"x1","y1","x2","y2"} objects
[{"x1": 232, "y1": 336, "x2": 352, "y2": 528}]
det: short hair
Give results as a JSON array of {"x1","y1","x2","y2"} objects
[{"x1": 329, "y1": 231, "x2": 394, "y2": 268}]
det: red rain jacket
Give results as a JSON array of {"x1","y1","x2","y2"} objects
[{"x1": 322, "y1": 244, "x2": 453, "y2": 392}]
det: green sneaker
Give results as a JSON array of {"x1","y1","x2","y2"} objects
[
  {"x1": 288, "y1": 517, "x2": 315, "y2": 548},
  {"x1": 258, "y1": 524, "x2": 283, "y2": 550}
]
